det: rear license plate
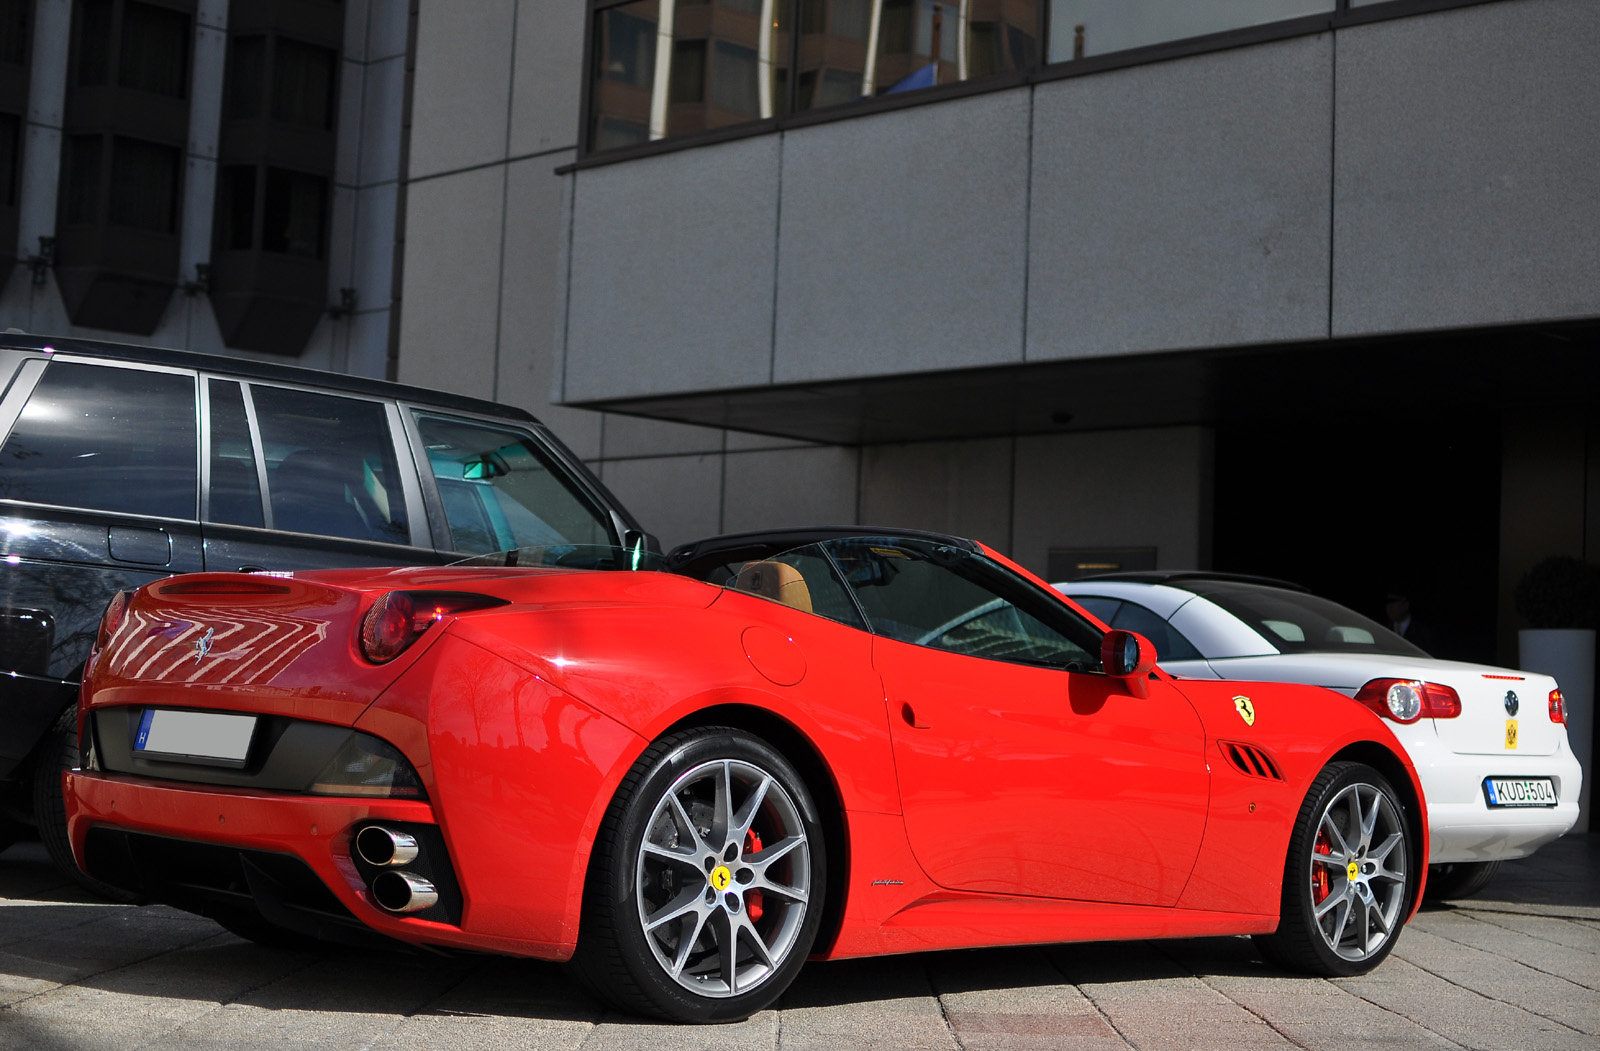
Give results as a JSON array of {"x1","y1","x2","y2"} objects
[
  {"x1": 135, "y1": 709, "x2": 256, "y2": 765},
  {"x1": 1483, "y1": 777, "x2": 1557, "y2": 807}
]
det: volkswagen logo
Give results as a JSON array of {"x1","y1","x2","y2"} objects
[
  {"x1": 193, "y1": 626, "x2": 215, "y2": 664},
  {"x1": 1504, "y1": 689, "x2": 1519, "y2": 717}
]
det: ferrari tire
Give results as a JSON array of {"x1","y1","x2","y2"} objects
[
  {"x1": 570, "y1": 727, "x2": 826, "y2": 1022},
  {"x1": 1254, "y1": 761, "x2": 1414, "y2": 977},
  {"x1": 1425, "y1": 859, "x2": 1501, "y2": 902},
  {"x1": 32, "y1": 707, "x2": 135, "y2": 901}
]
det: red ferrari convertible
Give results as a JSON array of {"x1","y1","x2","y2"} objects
[{"x1": 66, "y1": 529, "x2": 1426, "y2": 1021}]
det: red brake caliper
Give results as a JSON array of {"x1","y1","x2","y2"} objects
[
  {"x1": 745, "y1": 829, "x2": 764, "y2": 922},
  {"x1": 1312, "y1": 829, "x2": 1332, "y2": 904}
]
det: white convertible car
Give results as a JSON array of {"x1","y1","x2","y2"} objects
[{"x1": 1056, "y1": 573, "x2": 1583, "y2": 900}]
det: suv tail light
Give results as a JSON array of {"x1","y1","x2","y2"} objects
[
  {"x1": 1355, "y1": 678, "x2": 1462, "y2": 723},
  {"x1": 359, "y1": 590, "x2": 507, "y2": 663},
  {"x1": 1550, "y1": 689, "x2": 1566, "y2": 724}
]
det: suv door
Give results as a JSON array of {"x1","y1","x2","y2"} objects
[
  {"x1": 0, "y1": 357, "x2": 205, "y2": 779},
  {"x1": 199, "y1": 379, "x2": 441, "y2": 573}
]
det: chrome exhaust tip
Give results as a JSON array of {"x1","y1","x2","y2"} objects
[
  {"x1": 371, "y1": 870, "x2": 438, "y2": 913},
  {"x1": 355, "y1": 826, "x2": 419, "y2": 867}
]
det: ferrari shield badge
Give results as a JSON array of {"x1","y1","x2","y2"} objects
[{"x1": 1233, "y1": 695, "x2": 1255, "y2": 726}]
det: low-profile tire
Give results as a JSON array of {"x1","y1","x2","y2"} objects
[
  {"x1": 1425, "y1": 859, "x2": 1502, "y2": 902},
  {"x1": 569, "y1": 727, "x2": 826, "y2": 1023},
  {"x1": 1254, "y1": 761, "x2": 1415, "y2": 977},
  {"x1": 32, "y1": 707, "x2": 135, "y2": 901}
]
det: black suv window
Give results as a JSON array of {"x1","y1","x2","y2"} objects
[
  {"x1": 0, "y1": 362, "x2": 197, "y2": 519},
  {"x1": 414, "y1": 413, "x2": 615, "y2": 553},
  {"x1": 252, "y1": 386, "x2": 409, "y2": 543}
]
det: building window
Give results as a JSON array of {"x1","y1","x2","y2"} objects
[
  {"x1": 271, "y1": 38, "x2": 337, "y2": 128},
  {"x1": 1045, "y1": 0, "x2": 1332, "y2": 63},
  {"x1": 76, "y1": 0, "x2": 191, "y2": 96},
  {"x1": 109, "y1": 136, "x2": 180, "y2": 231},
  {"x1": 0, "y1": 0, "x2": 29, "y2": 65},
  {"x1": 0, "y1": 113, "x2": 19, "y2": 208},
  {"x1": 63, "y1": 134, "x2": 104, "y2": 225},
  {"x1": 261, "y1": 167, "x2": 327, "y2": 258},
  {"x1": 225, "y1": 35, "x2": 266, "y2": 119}
]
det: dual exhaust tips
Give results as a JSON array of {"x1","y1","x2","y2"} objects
[{"x1": 355, "y1": 826, "x2": 438, "y2": 914}]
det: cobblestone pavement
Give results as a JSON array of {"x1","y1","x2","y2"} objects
[{"x1": 1, "y1": 834, "x2": 1595, "y2": 1051}]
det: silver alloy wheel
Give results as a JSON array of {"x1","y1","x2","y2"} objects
[
  {"x1": 1308, "y1": 781, "x2": 1408, "y2": 961},
  {"x1": 634, "y1": 757, "x2": 811, "y2": 998}
]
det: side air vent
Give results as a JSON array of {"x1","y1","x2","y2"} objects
[{"x1": 1219, "y1": 740, "x2": 1283, "y2": 781}]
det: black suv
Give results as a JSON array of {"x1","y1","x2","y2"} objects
[{"x1": 0, "y1": 333, "x2": 651, "y2": 888}]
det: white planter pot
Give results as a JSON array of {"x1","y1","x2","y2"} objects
[{"x1": 1519, "y1": 628, "x2": 1594, "y2": 834}]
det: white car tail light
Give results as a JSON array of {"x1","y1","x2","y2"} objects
[{"x1": 1355, "y1": 678, "x2": 1462, "y2": 723}]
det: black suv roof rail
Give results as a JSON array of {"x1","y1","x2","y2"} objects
[
  {"x1": 1072, "y1": 570, "x2": 1310, "y2": 593},
  {"x1": 0, "y1": 332, "x2": 538, "y2": 424}
]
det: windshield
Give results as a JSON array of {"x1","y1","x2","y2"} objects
[
  {"x1": 1189, "y1": 581, "x2": 1428, "y2": 657},
  {"x1": 449, "y1": 542, "x2": 669, "y2": 572}
]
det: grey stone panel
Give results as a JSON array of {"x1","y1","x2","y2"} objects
[
  {"x1": 511, "y1": 0, "x2": 586, "y2": 157},
  {"x1": 602, "y1": 414, "x2": 727, "y2": 459},
  {"x1": 408, "y1": 0, "x2": 515, "y2": 179},
  {"x1": 562, "y1": 136, "x2": 781, "y2": 402},
  {"x1": 396, "y1": 167, "x2": 505, "y2": 400},
  {"x1": 601, "y1": 454, "x2": 726, "y2": 551},
  {"x1": 1011, "y1": 426, "x2": 1212, "y2": 578},
  {"x1": 720, "y1": 446, "x2": 861, "y2": 535},
  {"x1": 500, "y1": 154, "x2": 604, "y2": 458},
  {"x1": 1027, "y1": 35, "x2": 1333, "y2": 361},
  {"x1": 1333, "y1": 0, "x2": 1600, "y2": 335},
  {"x1": 859, "y1": 439, "x2": 1014, "y2": 554},
  {"x1": 774, "y1": 91, "x2": 1031, "y2": 383}
]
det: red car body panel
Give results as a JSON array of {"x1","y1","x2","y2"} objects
[{"x1": 67, "y1": 553, "x2": 1427, "y2": 965}]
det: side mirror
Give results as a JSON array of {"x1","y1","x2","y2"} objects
[{"x1": 1101, "y1": 629, "x2": 1157, "y2": 698}]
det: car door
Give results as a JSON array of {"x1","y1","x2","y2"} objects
[
  {"x1": 824, "y1": 537, "x2": 1210, "y2": 907},
  {"x1": 199, "y1": 378, "x2": 441, "y2": 573}
]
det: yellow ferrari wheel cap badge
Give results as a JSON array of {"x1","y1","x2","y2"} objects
[
  {"x1": 1347, "y1": 861, "x2": 1359, "y2": 883},
  {"x1": 1233, "y1": 695, "x2": 1255, "y2": 726},
  {"x1": 709, "y1": 865, "x2": 732, "y2": 892}
]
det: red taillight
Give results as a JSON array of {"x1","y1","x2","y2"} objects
[
  {"x1": 1355, "y1": 678, "x2": 1462, "y2": 723},
  {"x1": 1550, "y1": 689, "x2": 1566, "y2": 724},
  {"x1": 359, "y1": 590, "x2": 506, "y2": 663},
  {"x1": 96, "y1": 590, "x2": 130, "y2": 650}
]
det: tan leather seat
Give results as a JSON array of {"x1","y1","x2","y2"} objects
[{"x1": 735, "y1": 560, "x2": 813, "y2": 614}]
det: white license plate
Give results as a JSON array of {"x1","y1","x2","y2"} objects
[
  {"x1": 135, "y1": 709, "x2": 256, "y2": 764},
  {"x1": 1483, "y1": 777, "x2": 1557, "y2": 807}
]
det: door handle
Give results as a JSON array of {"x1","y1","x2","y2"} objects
[
  {"x1": 900, "y1": 703, "x2": 930, "y2": 729},
  {"x1": 237, "y1": 565, "x2": 266, "y2": 573}
]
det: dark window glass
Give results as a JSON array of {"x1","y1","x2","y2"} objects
[
  {"x1": 225, "y1": 35, "x2": 266, "y2": 119},
  {"x1": 0, "y1": 113, "x2": 18, "y2": 207},
  {"x1": 669, "y1": 39, "x2": 706, "y2": 104},
  {"x1": 1071, "y1": 595, "x2": 1120, "y2": 623},
  {"x1": 593, "y1": 117, "x2": 648, "y2": 152},
  {"x1": 261, "y1": 168, "x2": 326, "y2": 258},
  {"x1": 63, "y1": 134, "x2": 103, "y2": 225},
  {"x1": 217, "y1": 165, "x2": 256, "y2": 250},
  {"x1": 0, "y1": 362, "x2": 197, "y2": 519},
  {"x1": 271, "y1": 38, "x2": 337, "y2": 129},
  {"x1": 108, "y1": 136, "x2": 179, "y2": 232},
  {"x1": 76, "y1": 0, "x2": 114, "y2": 85},
  {"x1": 709, "y1": 41, "x2": 759, "y2": 115},
  {"x1": 1108, "y1": 601, "x2": 1202, "y2": 662},
  {"x1": 598, "y1": 5, "x2": 656, "y2": 87},
  {"x1": 119, "y1": 1, "x2": 189, "y2": 97},
  {"x1": 414, "y1": 413, "x2": 616, "y2": 554},
  {"x1": 206, "y1": 380, "x2": 263, "y2": 527},
  {"x1": 824, "y1": 537, "x2": 1103, "y2": 669},
  {"x1": 1047, "y1": 0, "x2": 1331, "y2": 63},
  {"x1": 1187, "y1": 581, "x2": 1427, "y2": 658},
  {"x1": 0, "y1": 0, "x2": 28, "y2": 65},
  {"x1": 252, "y1": 386, "x2": 408, "y2": 544}
]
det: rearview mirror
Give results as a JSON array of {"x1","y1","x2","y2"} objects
[
  {"x1": 1101, "y1": 629, "x2": 1157, "y2": 698},
  {"x1": 462, "y1": 453, "x2": 510, "y2": 480}
]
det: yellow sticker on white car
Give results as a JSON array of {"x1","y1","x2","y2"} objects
[
  {"x1": 1505, "y1": 720, "x2": 1518, "y2": 750},
  {"x1": 1233, "y1": 696, "x2": 1255, "y2": 726}
]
